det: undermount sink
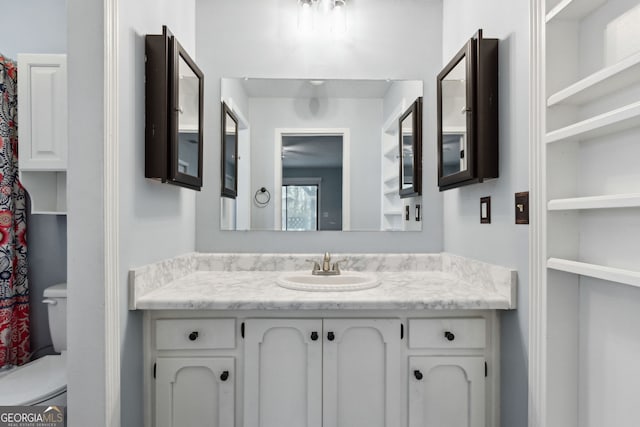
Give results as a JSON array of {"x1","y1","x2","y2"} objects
[{"x1": 277, "y1": 272, "x2": 380, "y2": 292}]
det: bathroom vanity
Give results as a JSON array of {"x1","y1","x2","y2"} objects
[{"x1": 130, "y1": 253, "x2": 516, "y2": 427}]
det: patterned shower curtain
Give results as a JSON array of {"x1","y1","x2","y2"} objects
[{"x1": 0, "y1": 54, "x2": 29, "y2": 368}]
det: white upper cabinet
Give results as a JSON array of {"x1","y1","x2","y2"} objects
[{"x1": 17, "y1": 54, "x2": 67, "y2": 171}]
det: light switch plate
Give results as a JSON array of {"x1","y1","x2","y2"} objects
[
  {"x1": 480, "y1": 197, "x2": 491, "y2": 224},
  {"x1": 515, "y1": 192, "x2": 529, "y2": 224}
]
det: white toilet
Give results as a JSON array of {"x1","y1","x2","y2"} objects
[{"x1": 0, "y1": 283, "x2": 67, "y2": 406}]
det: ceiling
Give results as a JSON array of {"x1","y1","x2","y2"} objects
[{"x1": 282, "y1": 135, "x2": 343, "y2": 168}]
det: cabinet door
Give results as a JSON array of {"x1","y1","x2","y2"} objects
[
  {"x1": 322, "y1": 318, "x2": 401, "y2": 427},
  {"x1": 17, "y1": 54, "x2": 67, "y2": 170},
  {"x1": 408, "y1": 356, "x2": 485, "y2": 427},
  {"x1": 155, "y1": 357, "x2": 234, "y2": 427},
  {"x1": 244, "y1": 319, "x2": 322, "y2": 427}
]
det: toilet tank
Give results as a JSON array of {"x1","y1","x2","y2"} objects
[{"x1": 43, "y1": 283, "x2": 67, "y2": 353}]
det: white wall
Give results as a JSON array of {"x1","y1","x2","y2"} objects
[
  {"x1": 117, "y1": 2, "x2": 197, "y2": 426},
  {"x1": 195, "y1": 0, "x2": 443, "y2": 253},
  {"x1": 248, "y1": 96, "x2": 382, "y2": 230},
  {"x1": 67, "y1": 0, "x2": 107, "y2": 423},
  {"x1": 441, "y1": 1, "x2": 529, "y2": 426}
]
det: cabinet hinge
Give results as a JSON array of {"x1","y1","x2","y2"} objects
[
  {"x1": 153, "y1": 362, "x2": 156, "y2": 379},
  {"x1": 400, "y1": 323, "x2": 404, "y2": 339},
  {"x1": 241, "y1": 322, "x2": 245, "y2": 339},
  {"x1": 484, "y1": 362, "x2": 488, "y2": 377}
]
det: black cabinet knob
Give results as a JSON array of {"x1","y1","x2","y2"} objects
[
  {"x1": 444, "y1": 331, "x2": 455, "y2": 341},
  {"x1": 220, "y1": 371, "x2": 229, "y2": 381},
  {"x1": 311, "y1": 331, "x2": 319, "y2": 341},
  {"x1": 414, "y1": 370, "x2": 423, "y2": 380},
  {"x1": 188, "y1": 331, "x2": 199, "y2": 341},
  {"x1": 327, "y1": 332, "x2": 335, "y2": 341}
]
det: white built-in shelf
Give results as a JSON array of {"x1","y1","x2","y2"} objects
[
  {"x1": 384, "y1": 189, "x2": 398, "y2": 196},
  {"x1": 548, "y1": 52, "x2": 640, "y2": 107},
  {"x1": 547, "y1": 258, "x2": 640, "y2": 289},
  {"x1": 545, "y1": 101, "x2": 640, "y2": 144},
  {"x1": 548, "y1": 193, "x2": 640, "y2": 211},
  {"x1": 384, "y1": 175, "x2": 399, "y2": 186},
  {"x1": 545, "y1": 0, "x2": 606, "y2": 23},
  {"x1": 384, "y1": 144, "x2": 399, "y2": 159},
  {"x1": 384, "y1": 210, "x2": 402, "y2": 216}
]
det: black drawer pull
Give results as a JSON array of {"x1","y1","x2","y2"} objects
[
  {"x1": 188, "y1": 331, "x2": 199, "y2": 341},
  {"x1": 414, "y1": 370, "x2": 423, "y2": 380},
  {"x1": 311, "y1": 331, "x2": 319, "y2": 341},
  {"x1": 444, "y1": 331, "x2": 455, "y2": 341},
  {"x1": 220, "y1": 371, "x2": 229, "y2": 381},
  {"x1": 327, "y1": 331, "x2": 335, "y2": 341}
]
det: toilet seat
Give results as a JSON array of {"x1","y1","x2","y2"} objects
[{"x1": 0, "y1": 353, "x2": 66, "y2": 406}]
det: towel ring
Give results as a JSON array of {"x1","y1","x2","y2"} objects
[{"x1": 254, "y1": 187, "x2": 271, "y2": 207}]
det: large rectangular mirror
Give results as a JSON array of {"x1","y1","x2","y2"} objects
[{"x1": 220, "y1": 78, "x2": 423, "y2": 231}]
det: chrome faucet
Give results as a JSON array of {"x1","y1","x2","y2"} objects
[{"x1": 307, "y1": 252, "x2": 347, "y2": 275}]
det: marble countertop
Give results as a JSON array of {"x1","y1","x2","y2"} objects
[{"x1": 130, "y1": 253, "x2": 517, "y2": 311}]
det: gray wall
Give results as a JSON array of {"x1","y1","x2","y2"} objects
[
  {"x1": 441, "y1": 1, "x2": 530, "y2": 426},
  {"x1": 0, "y1": 0, "x2": 67, "y2": 59},
  {"x1": 3, "y1": 0, "x2": 68, "y2": 359},
  {"x1": 117, "y1": 2, "x2": 197, "y2": 426},
  {"x1": 195, "y1": 0, "x2": 444, "y2": 252}
]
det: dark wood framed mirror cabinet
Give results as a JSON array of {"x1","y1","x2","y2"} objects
[
  {"x1": 437, "y1": 29, "x2": 498, "y2": 191},
  {"x1": 399, "y1": 97, "x2": 423, "y2": 198},
  {"x1": 221, "y1": 101, "x2": 238, "y2": 198},
  {"x1": 145, "y1": 25, "x2": 204, "y2": 190}
]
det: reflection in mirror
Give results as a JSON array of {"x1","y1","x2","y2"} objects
[
  {"x1": 219, "y1": 78, "x2": 423, "y2": 232},
  {"x1": 282, "y1": 135, "x2": 342, "y2": 231},
  {"x1": 401, "y1": 110, "x2": 414, "y2": 188},
  {"x1": 440, "y1": 56, "x2": 468, "y2": 177},
  {"x1": 399, "y1": 98, "x2": 422, "y2": 198},
  {"x1": 221, "y1": 102, "x2": 238, "y2": 198},
  {"x1": 177, "y1": 55, "x2": 200, "y2": 177}
]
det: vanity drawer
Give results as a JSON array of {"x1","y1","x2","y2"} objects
[
  {"x1": 155, "y1": 318, "x2": 236, "y2": 350},
  {"x1": 408, "y1": 318, "x2": 486, "y2": 349}
]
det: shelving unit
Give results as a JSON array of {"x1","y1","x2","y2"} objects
[
  {"x1": 532, "y1": 0, "x2": 640, "y2": 425},
  {"x1": 547, "y1": 258, "x2": 640, "y2": 288},
  {"x1": 547, "y1": 52, "x2": 640, "y2": 106},
  {"x1": 545, "y1": 0, "x2": 606, "y2": 22},
  {"x1": 548, "y1": 193, "x2": 640, "y2": 210},
  {"x1": 381, "y1": 108, "x2": 403, "y2": 231}
]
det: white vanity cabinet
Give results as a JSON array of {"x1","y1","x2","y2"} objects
[
  {"x1": 150, "y1": 318, "x2": 237, "y2": 427},
  {"x1": 143, "y1": 311, "x2": 498, "y2": 427},
  {"x1": 243, "y1": 319, "x2": 323, "y2": 427},
  {"x1": 243, "y1": 318, "x2": 401, "y2": 427},
  {"x1": 155, "y1": 357, "x2": 235, "y2": 427},
  {"x1": 407, "y1": 318, "x2": 488, "y2": 427}
]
